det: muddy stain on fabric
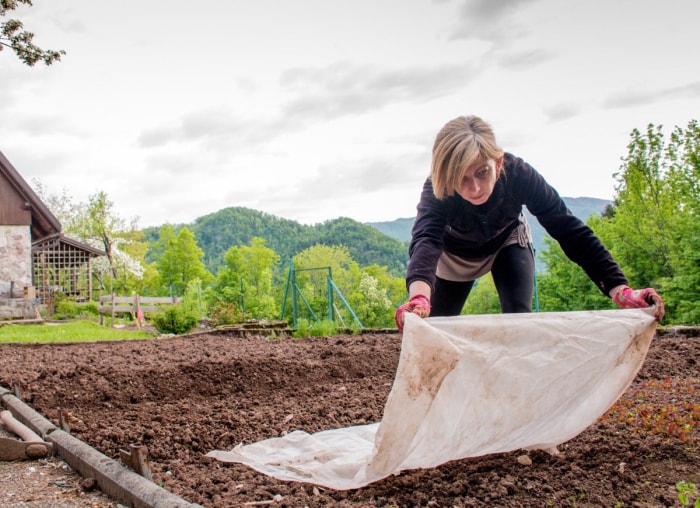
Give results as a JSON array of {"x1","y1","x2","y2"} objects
[{"x1": 403, "y1": 347, "x2": 460, "y2": 399}]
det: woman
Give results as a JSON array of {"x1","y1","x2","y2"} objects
[{"x1": 395, "y1": 115, "x2": 664, "y2": 330}]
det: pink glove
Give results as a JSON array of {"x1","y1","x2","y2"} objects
[
  {"x1": 394, "y1": 294, "x2": 431, "y2": 331},
  {"x1": 612, "y1": 285, "x2": 665, "y2": 321}
]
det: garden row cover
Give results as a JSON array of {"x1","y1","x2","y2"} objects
[{"x1": 207, "y1": 308, "x2": 657, "y2": 490}]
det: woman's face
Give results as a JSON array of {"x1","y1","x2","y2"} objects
[{"x1": 455, "y1": 157, "x2": 502, "y2": 205}]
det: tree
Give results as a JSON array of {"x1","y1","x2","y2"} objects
[
  {"x1": 592, "y1": 121, "x2": 700, "y2": 323},
  {"x1": 33, "y1": 183, "x2": 147, "y2": 295},
  {"x1": 598, "y1": 124, "x2": 676, "y2": 285},
  {"x1": 66, "y1": 191, "x2": 148, "y2": 293},
  {"x1": 210, "y1": 237, "x2": 280, "y2": 319},
  {"x1": 31, "y1": 178, "x2": 80, "y2": 226},
  {"x1": 360, "y1": 263, "x2": 407, "y2": 321},
  {"x1": 154, "y1": 225, "x2": 212, "y2": 296},
  {"x1": 73, "y1": 191, "x2": 125, "y2": 277},
  {"x1": 347, "y1": 271, "x2": 392, "y2": 328},
  {"x1": 537, "y1": 120, "x2": 700, "y2": 323},
  {"x1": 657, "y1": 121, "x2": 700, "y2": 323},
  {"x1": 1, "y1": 0, "x2": 65, "y2": 66},
  {"x1": 535, "y1": 237, "x2": 612, "y2": 312},
  {"x1": 657, "y1": 221, "x2": 700, "y2": 324}
]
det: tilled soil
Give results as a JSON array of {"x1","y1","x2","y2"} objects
[{"x1": 0, "y1": 327, "x2": 698, "y2": 507}]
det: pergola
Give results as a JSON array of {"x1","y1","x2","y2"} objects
[{"x1": 32, "y1": 233, "x2": 106, "y2": 304}]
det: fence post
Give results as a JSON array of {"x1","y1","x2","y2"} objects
[{"x1": 111, "y1": 293, "x2": 116, "y2": 328}]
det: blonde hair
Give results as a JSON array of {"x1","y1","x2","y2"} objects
[{"x1": 431, "y1": 115, "x2": 504, "y2": 200}]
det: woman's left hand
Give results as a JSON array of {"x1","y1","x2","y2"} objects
[
  {"x1": 394, "y1": 294, "x2": 431, "y2": 331},
  {"x1": 612, "y1": 285, "x2": 665, "y2": 321}
]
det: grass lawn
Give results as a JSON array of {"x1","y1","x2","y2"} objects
[{"x1": 0, "y1": 320, "x2": 157, "y2": 343}]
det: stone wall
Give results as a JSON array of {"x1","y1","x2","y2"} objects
[
  {"x1": 0, "y1": 298, "x2": 39, "y2": 320},
  {"x1": 0, "y1": 225, "x2": 38, "y2": 318},
  {"x1": 0, "y1": 225, "x2": 32, "y2": 298}
]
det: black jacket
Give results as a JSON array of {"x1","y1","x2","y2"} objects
[{"x1": 406, "y1": 153, "x2": 627, "y2": 295}]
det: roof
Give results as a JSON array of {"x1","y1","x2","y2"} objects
[
  {"x1": 32, "y1": 232, "x2": 107, "y2": 258},
  {"x1": 0, "y1": 149, "x2": 61, "y2": 239}
]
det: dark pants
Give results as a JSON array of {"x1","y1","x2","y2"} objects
[{"x1": 430, "y1": 243, "x2": 535, "y2": 316}]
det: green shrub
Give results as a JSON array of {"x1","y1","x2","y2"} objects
[
  {"x1": 151, "y1": 305, "x2": 198, "y2": 335},
  {"x1": 53, "y1": 299, "x2": 100, "y2": 320},
  {"x1": 79, "y1": 301, "x2": 99, "y2": 316},
  {"x1": 53, "y1": 299, "x2": 80, "y2": 319},
  {"x1": 208, "y1": 300, "x2": 243, "y2": 326}
]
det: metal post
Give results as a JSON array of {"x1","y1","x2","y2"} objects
[
  {"x1": 327, "y1": 268, "x2": 333, "y2": 321},
  {"x1": 328, "y1": 278, "x2": 363, "y2": 329},
  {"x1": 291, "y1": 262, "x2": 298, "y2": 328},
  {"x1": 280, "y1": 258, "x2": 293, "y2": 320},
  {"x1": 239, "y1": 276, "x2": 245, "y2": 312}
]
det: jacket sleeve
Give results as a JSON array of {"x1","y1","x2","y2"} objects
[
  {"x1": 405, "y1": 178, "x2": 446, "y2": 292},
  {"x1": 512, "y1": 155, "x2": 628, "y2": 295}
]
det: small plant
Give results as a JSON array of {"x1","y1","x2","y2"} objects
[
  {"x1": 266, "y1": 330, "x2": 282, "y2": 341},
  {"x1": 600, "y1": 377, "x2": 700, "y2": 446},
  {"x1": 349, "y1": 321, "x2": 363, "y2": 336},
  {"x1": 292, "y1": 319, "x2": 339, "y2": 338},
  {"x1": 292, "y1": 318, "x2": 312, "y2": 338},
  {"x1": 151, "y1": 305, "x2": 198, "y2": 335},
  {"x1": 677, "y1": 480, "x2": 700, "y2": 507},
  {"x1": 309, "y1": 319, "x2": 338, "y2": 337}
]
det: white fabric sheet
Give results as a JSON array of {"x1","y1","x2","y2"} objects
[{"x1": 206, "y1": 308, "x2": 657, "y2": 490}]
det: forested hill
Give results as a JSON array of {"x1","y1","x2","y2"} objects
[
  {"x1": 142, "y1": 198, "x2": 610, "y2": 276},
  {"x1": 142, "y1": 207, "x2": 410, "y2": 276}
]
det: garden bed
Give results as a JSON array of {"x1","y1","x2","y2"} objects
[{"x1": 0, "y1": 327, "x2": 698, "y2": 507}]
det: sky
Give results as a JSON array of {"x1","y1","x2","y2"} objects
[{"x1": 2, "y1": 0, "x2": 699, "y2": 229}]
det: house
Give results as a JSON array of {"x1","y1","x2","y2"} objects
[{"x1": 0, "y1": 150, "x2": 105, "y2": 319}]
